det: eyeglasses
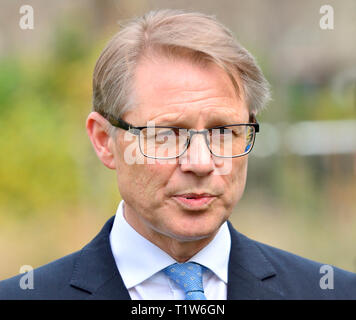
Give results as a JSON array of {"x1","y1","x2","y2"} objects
[{"x1": 100, "y1": 111, "x2": 259, "y2": 159}]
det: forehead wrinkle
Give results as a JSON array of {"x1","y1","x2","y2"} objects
[
  {"x1": 201, "y1": 105, "x2": 249, "y2": 124},
  {"x1": 149, "y1": 88, "x2": 233, "y2": 112},
  {"x1": 145, "y1": 103, "x2": 245, "y2": 128},
  {"x1": 135, "y1": 56, "x2": 238, "y2": 106},
  {"x1": 147, "y1": 86, "x2": 237, "y2": 112},
  {"x1": 136, "y1": 86, "x2": 234, "y2": 125},
  {"x1": 147, "y1": 109, "x2": 188, "y2": 125}
]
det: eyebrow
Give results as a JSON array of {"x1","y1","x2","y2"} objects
[
  {"x1": 148, "y1": 113, "x2": 251, "y2": 126},
  {"x1": 159, "y1": 112, "x2": 256, "y2": 127},
  {"x1": 154, "y1": 113, "x2": 247, "y2": 127}
]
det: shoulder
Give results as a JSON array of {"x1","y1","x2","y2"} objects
[
  {"x1": 228, "y1": 223, "x2": 356, "y2": 299},
  {"x1": 0, "y1": 216, "x2": 121, "y2": 300},
  {"x1": 256, "y1": 238, "x2": 356, "y2": 281},
  {"x1": 255, "y1": 237, "x2": 356, "y2": 298},
  {"x1": 0, "y1": 250, "x2": 86, "y2": 300}
]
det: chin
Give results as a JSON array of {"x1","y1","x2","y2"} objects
[
  {"x1": 164, "y1": 223, "x2": 220, "y2": 242},
  {"x1": 171, "y1": 232, "x2": 211, "y2": 242}
]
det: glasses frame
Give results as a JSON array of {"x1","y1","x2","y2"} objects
[{"x1": 99, "y1": 111, "x2": 259, "y2": 159}]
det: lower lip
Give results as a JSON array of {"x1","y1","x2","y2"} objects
[{"x1": 172, "y1": 196, "x2": 216, "y2": 210}]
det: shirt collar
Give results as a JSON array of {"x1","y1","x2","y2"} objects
[{"x1": 109, "y1": 200, "x2": 231, "y2": 289}]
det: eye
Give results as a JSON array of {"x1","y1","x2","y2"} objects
[
  {"x1": 210, "y1": 126, "x2": 245, "y2": 138},
  {"x1": 212, "y1": 127, "x2": 235, "y2": 135},
  {"x1": 156, "y1": 128, "x2": 179, "y2": 138},
  {"x1": 220, "y1": 127, "x2": 233, "y2": 134}
]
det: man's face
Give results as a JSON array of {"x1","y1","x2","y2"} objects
[{"x1": 112, "y1": 55, "x2": 250, "y2": 245}]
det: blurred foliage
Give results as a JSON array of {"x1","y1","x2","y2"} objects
[
  {"x1": 0, "y1": 24, "x2": 117, "y2": 219},
  {"x1": 287, "y1": 83, "x2": 355, "y2": 121}
]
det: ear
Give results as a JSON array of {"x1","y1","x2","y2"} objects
[{"x1": 86, "y1": 111, "x2": 116, "y2": 169}]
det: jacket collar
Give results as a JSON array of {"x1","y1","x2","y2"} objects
[
  {"x1": 69, "y1": 216, "x2": 284, "y2": 300},
  {"x1": 227, "y1": 221, "x2": 284, "y2": 299},
  {"x1": 70, "y1": 216, "x2": 131, "y2": 300}
]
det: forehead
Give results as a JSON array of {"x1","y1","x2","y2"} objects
[{"x1": 126, "y1": 55, "x2": 249, "y2": 125}]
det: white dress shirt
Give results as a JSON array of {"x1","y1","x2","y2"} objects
[{"x1": 109, "y1": 200, "x2": 231, "y2": 300}]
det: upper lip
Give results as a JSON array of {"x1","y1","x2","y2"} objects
[{"x1": 173, "y1": 193, "x2": 216, "y2": 198}]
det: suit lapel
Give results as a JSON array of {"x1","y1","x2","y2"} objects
[
  {"x1": 70, "y1": 216, "x2": 131, "y2": 300},
  {"x1": 227, "y1": 222, "x2": 285, "y2": 300}
]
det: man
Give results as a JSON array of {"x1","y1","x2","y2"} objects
[{"x1": 1, "y1": 9, "x2": 356, "y2": 300}]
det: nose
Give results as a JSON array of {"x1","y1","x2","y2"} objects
[{"x1": 179, "y1": 131, "x2": 215, "y2": 176}]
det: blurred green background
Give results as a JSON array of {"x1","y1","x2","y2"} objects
[{"x1": 0, "y1": 0, "x2": 355, "y2": 279}]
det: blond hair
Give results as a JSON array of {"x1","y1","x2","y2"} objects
[{"x1": 92, "y1": 9, "x2": 270, "y2": 122}]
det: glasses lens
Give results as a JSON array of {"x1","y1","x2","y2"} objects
[
  {"x1": 139, "y1": 127, "x2": 189, "y2": 159},
  {"x1": 138, "y1": 125, "x2": 256, "y2": 159},
  {"x1": 208, "y1": 125, "x2": 256, "y2": 157}
]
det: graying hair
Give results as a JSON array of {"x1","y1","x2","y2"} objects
[{"x1": 92, "y1": 9, "x2": 271, "y2": 135}]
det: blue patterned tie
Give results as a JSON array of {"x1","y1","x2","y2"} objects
[{"x1": 163, "y1": 262, "x2": 207, "y2": 300}]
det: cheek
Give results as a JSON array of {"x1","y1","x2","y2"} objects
[
  {"x1": 116, "y1": 157, "x2": 176, "y2": 206},
  {"x1": 236, "y1": 158, "x2": 248, "y2": 182},
  {"x1": 228, "y1": 158, "x2": 248, "y2": 202}
]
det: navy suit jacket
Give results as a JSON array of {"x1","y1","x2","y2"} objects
[{"x1": 1, "y1": 216, "x2": 356, "y2": 299}]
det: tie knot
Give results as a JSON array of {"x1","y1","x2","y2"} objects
[{"x1": 163, "y1": 262, "x2": 207, "y2": 300}]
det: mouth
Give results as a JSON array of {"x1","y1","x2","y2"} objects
[{"x1": 172, "y1": 193, "x2": 217, "y2": 210}]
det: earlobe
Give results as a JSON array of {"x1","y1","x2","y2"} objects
[{"x1": 86, "y1": 112, "x2": 116, "y2": 169}]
